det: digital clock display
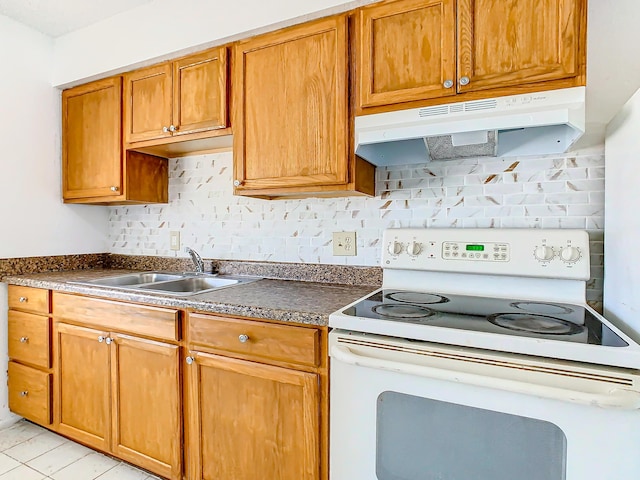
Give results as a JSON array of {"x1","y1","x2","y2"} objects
[{"x1": 466, "y1": 245, "x2": 485, "y2": 251}]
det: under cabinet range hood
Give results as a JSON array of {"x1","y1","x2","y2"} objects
[{"x1": 355, "y1": 87, "x2": 586, "y2": 166}]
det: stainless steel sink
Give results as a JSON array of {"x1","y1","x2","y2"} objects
[
  {"x1": 80, "y1": 272, "x2": 184, "y2": 287},
  {"x1": 70, "y1": 271, "x2": 259, "y2": 296},
  {"x1": 137, "y1": 276, "x2": 238, "y2": 295}
]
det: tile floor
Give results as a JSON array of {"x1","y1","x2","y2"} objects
[{"x1": 0, "y1": 420, "x2": 163, "y2": 480}]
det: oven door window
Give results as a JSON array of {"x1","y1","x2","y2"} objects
[{"x1": 376, "y1": 391, "x2": 567, "y2": 480}]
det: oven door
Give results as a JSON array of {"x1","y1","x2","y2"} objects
[{"x1": 329, "y1": 330, "x2": 640, "y2": 480}]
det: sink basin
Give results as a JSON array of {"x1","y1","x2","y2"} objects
[
  {"x1": 81, "y1": 272, "x2": 184, "y2": 287},
  {"x1": 138, "y1": 277, "x2": 239, "y2": 295},
  {"x1": 70, "y1": 271, "x2": 259, "y2": 296}
]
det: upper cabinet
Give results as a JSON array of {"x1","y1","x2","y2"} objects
[
  {"x1": 62, "y1": 77, "x2": 168, "y2": 204},
  {"x1": 233, "y1": 14, "x2": 375, "y2": 199},
  {"x1": 124, "y1": 47, "x2": 231, "y2": 155},
  {"x1": 356, "y1": 0, "x2": 586, "y2": 111},
  {"x1": 62, "y1": 77, "x2": 123, "y2": 199}
]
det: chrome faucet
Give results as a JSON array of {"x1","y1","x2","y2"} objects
[{"x1": 184, "y1": 246, "x2": 205, "y2": 273}]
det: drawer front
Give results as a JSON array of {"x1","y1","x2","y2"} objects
[
  {"x1": 53, "y1": 293, "x2": 180, "y2": 342},
  {"x1": 8, "y1": 311, "x2": 50, "y2": 368},
  {"x1": 8, "y1": 361, "x2": 52, "y2": 425},
  {"x1": 189, "y1": 313, "x2": 319, "y2": 367},
  {"x1": 9, "y1": 286, "x2": 50, "y2": 314}
]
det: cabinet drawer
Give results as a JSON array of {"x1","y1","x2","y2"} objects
[
  {"x1": 8, "y1": 361, "x2": 52, "y2": 425},
  {"x1": 9, "y1": 286, "x2": 50, "y2": 314},
  {"x1": 188, "y1": 314, "x2": 319, "y2": 367},
  {"x1": 8, "y1": 311, "x2": 50, "y2": 368},
  {"x1": 53, "y1": 293, "x2": 180, "y2": 342}
]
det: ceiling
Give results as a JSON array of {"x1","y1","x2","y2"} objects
[{"x1": 0, "y1": 0, "x2": 155, "y2": 37}]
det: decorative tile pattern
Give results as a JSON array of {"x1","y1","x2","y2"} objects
[{"x1": 107, "y1": 147, "x2": 606, "y2": 305}]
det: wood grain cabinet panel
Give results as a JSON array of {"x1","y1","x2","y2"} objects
[
  {"x1": 8, "y1": 285, "x2": 50, "y2": 314},
  {"x1": 457, "y1": 0, "x2": 582, "y2": 92},
  {"x1": 54, "y1": 322, "x2": 111, "y2": 452},
  {"x1": 186, "y1": 352, "x2": 319, "y2": 480},
  {"x1": 357, "y1": 0, "x2": 457, "y2": 107},
  {"x1": 62, "y1": 77, "x2": 123, "y2": 200},
  {"x1": 233, "y1": 14, "x2": 375, "y2": 198},
  {"x1": 124, "y1": 47, "x2": 230, "y2": 149},
  {"x1": 356, "y1": 0, "x2": 586, "y2": 111},
  {"x1": 8, "y1": 362, "x2": 52, "y2": 425},
  {"x1": 62, "y1": 77, "x2": 169, "y2": 205},
  {"x1": 8, "y1": 311, "x2": 50, "y2": 369},
  {"x1": 111, "y1": 334, "x2": 182, "y2": 479}
]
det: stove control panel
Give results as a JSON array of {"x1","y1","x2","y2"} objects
[
  {"x1": 382, "y1": 228, "x2": 590, "y2": 280},
  {"x1": 442, "y1": 241, "x2": 510, "y2": 262}
]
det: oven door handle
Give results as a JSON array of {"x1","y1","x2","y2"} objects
[{"x1": 331, "y1": 345, "x2": 640, "y2": 410}]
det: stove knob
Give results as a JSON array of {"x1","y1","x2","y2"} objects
[
  {"x1": 387, "y1": 241, "x2": 402, "y2": 255},
  {"x1": 534, "y1": 246, "x2": 554, "y2": 261},
  {"x1": 407, "y1": 241, "x2": 422, "y2": 256},
  {"x1": 560, "y1": 246, "x2": 581, "y2": 262}
]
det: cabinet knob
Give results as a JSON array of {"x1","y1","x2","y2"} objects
[
  {"x1": 233, "y1": 180, "x2": 241, "y2": 187},
  {"x1": 459, "y1": 76, "x2": 470, "y2": 86},
  {"x1": 18, "y1": 297, "x2": 27, "y2": 303},
  {"x1": 19, "y1": 336, "x2": 28, "y2": 343},
  {"x1": 110, "y1": 186, "x2": 119, "y2": 192},
  {"x1": 98, "y1": 336, "x2": 105, "y2": 343},
  {"x1": 162, "y1": 126, "x2": 170, "y2": 133},
  {"x1": 105, "y1": 337, "x2": 113, "y2": 345},
  {"x1": 443, "y1": 79, "x2": 454, "y2": 88},
  {"x1": 20, "y1": 391, "x2": 28, "y2": 397},
  {"x1": 186, "y1": 356, "x2": 194, "y2": 365},
  {"x1": 238, "y1": 334, "x2": 249, "y2": 343},
  {"x1": 169, "y1": 125, "x2": 177, "y2": 133}
]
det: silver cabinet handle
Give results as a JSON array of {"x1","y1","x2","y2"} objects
[
  {"x1": 443, "y1": 79, "x2": 454, "y2": 88},
  {"x1": 19, "y1": 336, "x2": 28, "y2": 343},
  {"x1": 459, "y1": 76, "x2": 470, "y2": 86},
  {"x1": 98, "y1": 336, "x2": 105, "y2": 343},
  {"x1": 19, "y1": 297, "x2": 27, "y2": 303},
  {"x1": 186, "y1": 356, "x2": 194, "y2": 365},
  {"x1": 162, "y1": 126, "x2": 170, "y2": 133},
  {"x1": 169, "y1": 125, "x2": 177, "y2": 132},
  {"x1": 238, "y1": 334, "x2": 249, "y2": 343},
  {"x1": 20, "y1": 391, "x2": 28, "y2": 397},
  {"x1": 233, "y1": 180, "x2": 241, "y2": 187},
  {"x1": 110, "y1": 186, "x2": 119, "y2": 192},
  {"x1": 105, "y1": 338, "x2": 113, "y2": 345}
]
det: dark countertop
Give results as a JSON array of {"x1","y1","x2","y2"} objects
[{"x1": 3, "y1": 269, "x2": 377, "y2": 326}]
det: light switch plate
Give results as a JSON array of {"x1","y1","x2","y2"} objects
[
  {"x1": 169, "y1": 231, "x2": 181, "y2": 251},
  {"x1": 333, "y1": 231, "x2": 357, "y2": 256}
]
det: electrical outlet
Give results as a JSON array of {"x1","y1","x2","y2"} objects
[
  {"x1": 169, "y1": 231, "x2": 181, "y2": 251},
  {"x1": 333, "y1": 231, "x2": 357, "y2": 256}
]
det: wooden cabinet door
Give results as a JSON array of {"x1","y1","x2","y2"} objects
[
  {"x1": 173, "y1": 47, "x2": 229, "y2": 135},
  {"x1": 54, "y1": 323, "x2": 111, "y2": 452},
  {"x1": 457, "y1": 0, "x2": 582, "y2": 93},
  {"x1": 357, "y1": 0, "x2": 457, "y2": 107},
  {"x1": 124, "y1": 63, "x2": 173, "y2": 143},
  {"x1": 62, "y1": 77, "x2": 122, "y2": 199},
  {"x1": 233, "y1": 15, "x2": 349, "y2": 191},
  {"x1": 187, "y1": 352, "x2": 319, "y2": 480},
  {"x1": 111, "y1": 334, "x2": 182, "y2": 480}
]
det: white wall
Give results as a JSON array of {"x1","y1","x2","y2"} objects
[
  {"x1": 604, "y1": 89, "x2": 640, "y2": 342},
  {"x1": 52, "y1": 0, "x2": 372, "y2": 87},
  {"x1": 0, "y1": 14, "x2": 109, "y2": 428}
]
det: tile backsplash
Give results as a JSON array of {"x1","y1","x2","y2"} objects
[{"x1": 108, "y1": 147, "x2": 605, "y2": 304}]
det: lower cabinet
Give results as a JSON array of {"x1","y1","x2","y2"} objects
[
  {"x1": 7, "y1": 289, "x2": 327, "y2": 480},
  {"x1": 185, "y1": 312, "x2": 326, "y2": 480},
  {"x1": 53, "y1": 323, "x2": 182, "y2": 479},
  {"x1": 186, "y1": 352, "x2": 319, "y2": 480}
]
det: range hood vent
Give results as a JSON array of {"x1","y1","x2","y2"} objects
[{"x1": 355, "y1": 87, "x2": 586, "y2": 166}]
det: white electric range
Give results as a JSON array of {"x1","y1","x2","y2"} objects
[{"x1": 328, "y1": 228, "x2": 640, "y2": 480}]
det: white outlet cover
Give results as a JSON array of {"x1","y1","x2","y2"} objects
[{"x1": 333, "y1": 232, "x2": 357, "y2": 256}]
